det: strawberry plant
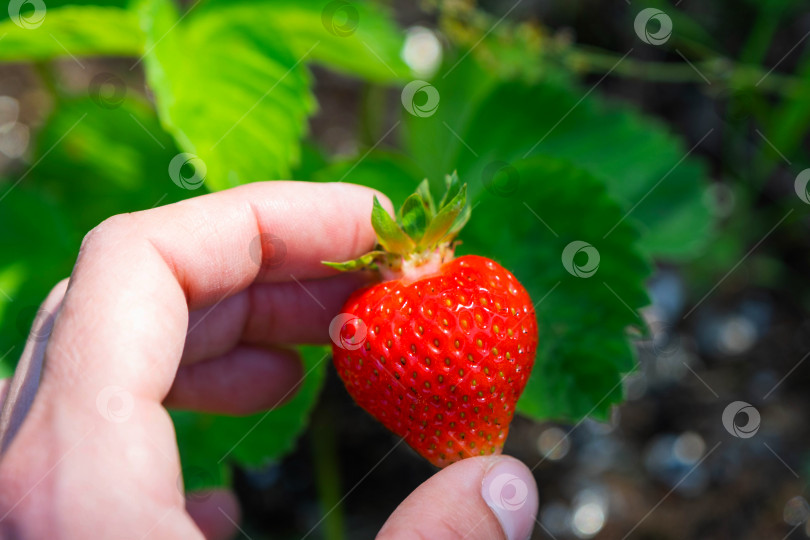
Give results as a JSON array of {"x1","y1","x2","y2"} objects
[{"x1": 0, "y1": 0, "x2": 697, "y2": 487}]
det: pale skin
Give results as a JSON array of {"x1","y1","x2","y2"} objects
[{"x1": 0, "y1": 182, "x2": 538, "y2": 540}]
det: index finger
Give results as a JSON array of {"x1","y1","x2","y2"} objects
[
  {"x1": 46, "y1": 180, "x2": 387, "y2": 399},
  {"x1": 133, "y1": 180, "x2": 386, "y2": 308}
]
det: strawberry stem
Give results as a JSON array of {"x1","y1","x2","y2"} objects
[{"x1": 323, "y1": 172, "x2": 471, "y2": 276}]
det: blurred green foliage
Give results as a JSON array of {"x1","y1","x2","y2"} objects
[
  {"x1": 399, "y1": 59, "x2": 713, "y2": 260},
  {"x1": 5, "y1": 0, "x2": 780, "y2": 488}
]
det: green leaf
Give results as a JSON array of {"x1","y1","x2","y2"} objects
[
  {"x1": 371, "y1": 196, "x2": 414, "y2": 254},
  {"x1": 404, "y1": 59, "x2": 714, "y2": 261},
  {"x1": 631, "y1": 0, "x2": 721, "y2": 54},
  {"x1": 448, "y1": 202, "x2": 471, "y2": 237},
  {"x1": 0, "y1": 95, "x2": 187, "y2": 374},
  {"x1": 0, "y1": 186, "x2": 77, "y2": 375},
  {"x1": 416, "y1": 179, "x2": 435, "y2": 216},
  {"x1": 0, "y1": 264, "x2": 25, "y2": 377},
  {"x1": 0, "y1": 6, "x2": 142, "y2": 61},
  {"x1": 309, "y1": 150, "x2": 422, "y2": 208},
  {"x1": 439, "y1": 171, "x2": 463, "y2": 209},
  {"x1": 459, "y1": 157, "x2": 650, "y2": 422},
  {"x1": 0, "y1": 0, "x2": 129, "y2": 19},
  {"x1": 421, "y1": 184, "x2": 466, "y2": 247},
  {"x1": 398, "y1": 193, "x2": 428, "y2": 243},
  {"x1": 756, "y1": 46, "x2": 810, "y2": 172},
  {"x1": 139, "y1": 0, "x2": 316, "y2": 190},
  {"x1": 291, "y1": 142, "x2": 330, "y2": 181},
  {"x1": 30, "y1": 96, "x2": 188, "y2": 231},
  {"x1": 199, "y1": 0, "x2": 410, "y2": 82},
  {"x1": 323, "y1": 250, "x2": 385, "y2": 271},
  {"x1": 172, "y1": 345, "x2": 330, "y2": 490}
]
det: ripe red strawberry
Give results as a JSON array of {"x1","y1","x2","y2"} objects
[{"x1": 326, "y1": 173, "x2": 537, "y2": 467}]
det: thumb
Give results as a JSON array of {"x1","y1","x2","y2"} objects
[{"x1": 378, "y1": 456, "x2": 538, "y2": 540}]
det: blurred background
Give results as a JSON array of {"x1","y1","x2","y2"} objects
[{"x1": 2, "y1": 0, "x2": 810, "y2": 538}]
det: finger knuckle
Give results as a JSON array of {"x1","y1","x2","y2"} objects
[{"x1": 79, "y1": 213, "x2": 138, "y2": 254}]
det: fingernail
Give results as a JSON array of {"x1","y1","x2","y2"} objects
[{"x1": 481, "y1": 457, "x2": 538, "y2": 540}]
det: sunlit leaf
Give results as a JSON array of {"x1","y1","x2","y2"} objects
[
  {"x1": 200, "y1": 0, "x2": 411, "y2": 82},
  {"x1": 0, "y1": 6, "x2": 141, "y2": 61},
  {"x1": 139, "y1": 0, "x2": 316, "y2": 190}
]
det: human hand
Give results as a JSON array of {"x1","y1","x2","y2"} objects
[{"x1": 0, "y1": 181, "x2": 538, "y2": 539}]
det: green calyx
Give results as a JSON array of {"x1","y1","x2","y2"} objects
[{"x1": 324, "y1": 172, "x2": 471, "y2": 274}]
